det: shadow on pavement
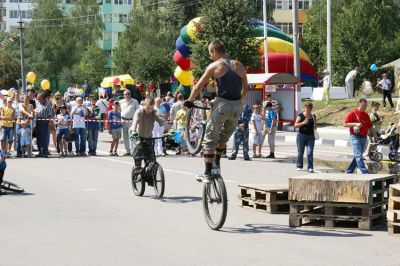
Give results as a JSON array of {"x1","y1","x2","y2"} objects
[
  {"x1": 1, "y1": 192, "x2": 35, "y2": 197},
  {"x1": 160, "y1": 196, "x2": 202, "y2": 204},
  {"x1": 222, "y1": 224, "x2": 372, "y2": 237}
]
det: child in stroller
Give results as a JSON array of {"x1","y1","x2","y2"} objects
[{"x1": 368, "y1": 123, "x2": 400, "y2": 162}]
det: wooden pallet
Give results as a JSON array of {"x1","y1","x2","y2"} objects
[
  {"x1": 388, "y1": 222, "x2": 400, "y2": 235},
  {"x1": 289, "y1": 173, "x2": 397, "y2": 204},
  {"x1": 238, "y1": 184, "x2": 289, "y2": 214},
  {"x1": 289, "y1": 201, "x2": 387, "y2": 230}
]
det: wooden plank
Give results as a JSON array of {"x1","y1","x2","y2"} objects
[
  {"x1": 289, "y1": 173, "x2": 396, "y2": 204},
  {"x1": 387, "y1": 210, "x2": 400, "y2": 223},
  {"x1": 389, "y1": 184, "x2": 400, "y2": 198},
  {"x1": 238, "y1": 184, "x2": 288, "y2": 192},
  {"x1": 389, "y1": 197, "x2": 400, "y2": 210}
]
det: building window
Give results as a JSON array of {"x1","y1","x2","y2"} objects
[
  {"x1": 118, "y1": 14, "x2": 128, "y2": 23},
  {"x1": 104, "y1": 14, "x2": 112, "y2": 22},
  {"x1": 298, "y1": 0, "x2": 303, "y2": 9},
  {"x1": 114, "y1": 0, "x2": 131, "y2": 5},
  {"x1": 103, "y1": 32, "x2": 112, "y2": 41},
  {"x1": 304, "y1": 0, "x2": 310, "y2": 9},
  {"x1": 276, "y1": 0, "x2": 282, "y2": 9}
]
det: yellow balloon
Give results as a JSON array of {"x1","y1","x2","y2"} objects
[
  {"x1": 187, "y1": 17, "x2": 201, "y2": 42},
  {"x1": 41, "y1": 79, "x2": 50, "y2": 90},
  {"x1": 26, "y1": 72, "x2": 36, "y2": 83},
  {"x1": 7, "y1": 91, "x2": 12, "y2": 97},
  {"x1": 174, "y1": 66, "x2": 193, "y2": 86}
]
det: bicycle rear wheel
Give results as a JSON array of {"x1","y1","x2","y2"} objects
[
  {"x1": 185, "y1": 102, "x2": 206, "y2": 154},
  {"x1": 131, "y1": 166, "x2": 145, "y2": 196},
  {"x1": 1, "y1": 180, "x2": 24, "y2": 193},
  {"x1": 202, "y1": 174, "x2": 228, "y2": 230},
  {"x1": 152, "y1": 163, "x2": 165, "y2": 199}
]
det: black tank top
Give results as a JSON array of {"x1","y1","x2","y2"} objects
[{"x1": 216, "y1": 60, "x2": 242, "y2": 101}]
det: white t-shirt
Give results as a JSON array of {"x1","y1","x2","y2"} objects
[
  {"x1": 72, "y1": 105, "x2": 87, "y2": 128},
  {"x1": 250, "y1": 113, "x2": 263, "y2": 134},
  {"x1": 345, "y1": 70, "x2": 357, "y2": 82},
  {"x1": 379, "y1": 79, "x2": 391, "y2": 91},
  {"x1": 56, "y1": 114, "x2": 70, "y2": 130},
  {"x1": 323, "y1": 75, "x2": 330, "y2": 87},
  {"x1": 96, "y1": 99, "x2": 109, "y2": 114}
]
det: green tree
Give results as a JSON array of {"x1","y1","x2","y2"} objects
[
  {"x1": 114, "y1": 9, "x2": 174, "y2": 83},
  {"x1": 25, "y1": 0, "x2": 76, "y2": 89},
  {"x1": 303, "y1": 0, "x2": 400, "y2": 87},
  {"x1": 79, "y1": 45, "x2": 108, "y2": 87},
  {"x1": 191, "y1": 0, "x2": 260, "y2": 77},
  {"x1": 0, "y1": 32, "x2": 20, "y2": 88},
  {"x1": 69, "y1": 0, "x2": 104, "y2": 50}
]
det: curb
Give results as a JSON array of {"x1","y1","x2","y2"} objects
[{"x1": 275, "y1": 135, "x2": 352, "y2": 148}]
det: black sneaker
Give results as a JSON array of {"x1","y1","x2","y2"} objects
[
  {"x1": 244, "y1": 157, "x2": 251, "y2": 161},
  {"x1": 265, "y1": 154, "x2": 275, "y2": 159},
  {"x1": 0, "y1": 188, "x2": 6, "y2": 195},
  {"x1": 228, "y1": 156, "x2": 236, "y2": 160},
  {"x1": 195, "y1": 174, "x2": 213, "y2": 183}
]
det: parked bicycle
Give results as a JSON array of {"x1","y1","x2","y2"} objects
[
  {"x1": 184, "y1": 101, "x2": 228, "y2": 230},
  {"x1": 130, "y1": 135, "x2": 165, "y2": 199},
  {"x1": 1, "y1": 180, "x2": 24, "y2": 194}
]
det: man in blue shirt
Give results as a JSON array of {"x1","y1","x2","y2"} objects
[
  {"x1": 228, "y1": 104, "x2": 252, "y2": 161},
  {"x1": 263, "y1": 102, "x2": 278, "y2": 158},
  {"x1": 87, "y1": 98, "x2": 101, "y2": 156}
]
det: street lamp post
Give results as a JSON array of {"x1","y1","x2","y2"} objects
[
  {"x1": 17, "y1": 2, "x2": 25, "y2": 92},
  {"x1": 262, "y1": 0, "x2": 268, "y2": 73}
]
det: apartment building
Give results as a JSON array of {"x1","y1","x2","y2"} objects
[{"x1": 273, "y1": 0, "x2": 314, "y2": 35}]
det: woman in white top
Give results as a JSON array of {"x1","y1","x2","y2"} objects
[{"x1": 321, "y1": 69, "x2": 330, "y2": 104}]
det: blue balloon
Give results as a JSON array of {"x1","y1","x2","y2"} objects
[
  {"x1": 176, "y1": 37, "x2": 192, "y2": 57},
  {"x1": 370, "y1": 64, "x2": 378, "y2": 72}
]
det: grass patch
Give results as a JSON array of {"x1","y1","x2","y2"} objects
[{"x1": 310, "y1": 99, "x2": 399, "y2": 128}]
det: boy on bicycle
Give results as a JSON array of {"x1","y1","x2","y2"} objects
[
  {"x1": 130, "y1": 97, "x2": 166, "y2": 167},
  {"x1": 185, "y1": 40, "x2": 248, "y2": 182}
]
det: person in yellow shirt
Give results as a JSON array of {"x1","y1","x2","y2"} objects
[
  {"x1": 1, "y1": 97, "x2": 15, "y2": 157},
  {"x1": 174, "y1": 108, "x2": 187, "y2": 155}
]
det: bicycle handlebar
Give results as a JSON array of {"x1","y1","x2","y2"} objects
[{"x1": 189, "y1": 105, "x2": 210, "y2": 110}]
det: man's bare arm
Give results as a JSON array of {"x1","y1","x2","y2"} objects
[{"x1": 188, "y1": 64, "x2": 215, "y2": 102}]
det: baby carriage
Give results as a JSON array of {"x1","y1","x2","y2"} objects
[
  {"x1": 164, "y1": 130, "x2": 180, "y2": 151},
  {"x1": 368, "y1": 124, "x2": 400, "y2": 162}
]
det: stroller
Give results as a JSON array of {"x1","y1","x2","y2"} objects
[{"x1": 368, "y1": 123, "x2": 400, "y2": 162}]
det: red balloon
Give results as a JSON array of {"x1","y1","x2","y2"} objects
[
  {"x1": 113, "y1": 77, "x2": 120, "y2": 85},
  {"x1": 173, "y1": 50, "x2": 191, "y2": 71}
]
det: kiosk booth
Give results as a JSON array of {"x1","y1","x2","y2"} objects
[{"x1": 246, "y1": 73, "x2": 303, "y2": 126}]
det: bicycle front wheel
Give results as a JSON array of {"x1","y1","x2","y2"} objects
[
  {"x1": 185, "y1": 103, "x2": 206, "y2": 154},
  {"x1": 131, "y1": 166, "x2": 145, "y2": 196},
  {"x1": 1, "y1": 180, "x2": 24, "y2": 193},
  {"x1": 202, "y1": 174, "x2": 228, "y2": 230},
  {"x1": 152, "y1": 163, "x2": 165, "y2": 199}
]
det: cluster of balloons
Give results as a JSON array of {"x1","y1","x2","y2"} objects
[
  {"x1": 172, "y1": 17, "x2": 200, "y2": 98},
  {"x1": 26, "y1": 71, "x2": 51, "y2": 90}
]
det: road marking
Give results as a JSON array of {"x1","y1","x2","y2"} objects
[{"x1": 95, "y1": 150, "x2": 237, "y2": 183}]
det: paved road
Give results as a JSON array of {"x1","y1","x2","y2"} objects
[{"x1": 1, "y1": 133, "x2": 399, "y2": 266}]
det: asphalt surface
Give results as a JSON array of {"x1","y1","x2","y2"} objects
[{"x1": 1, "y1": 133, "x2": 399, "y2": 266}]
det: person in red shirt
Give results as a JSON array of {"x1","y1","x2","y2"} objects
[{"x1": 344, "y1": 98, "x2": 378, "y2": 174}]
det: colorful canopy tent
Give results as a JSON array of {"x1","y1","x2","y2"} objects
[
  {"x1": 247, "y1": 73, "x2": 303, "y2": 125},
  {"x1": 100, "y1": 74, "x2": 135, "y2": 88}
]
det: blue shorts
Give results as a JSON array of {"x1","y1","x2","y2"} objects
[
  {"x1": 20, "y1": 135, "x2": 31, "y2": 146},
  {"x1": 1, "y1": 127, "x2": 14, "y2": 143},
  {"x1": 57, "y1": 128, "x2": 68, "y2": 140}
]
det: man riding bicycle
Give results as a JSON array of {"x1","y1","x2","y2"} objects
[{"x1": 185, "y1": 40, "x2": 248, "y2": 182}]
